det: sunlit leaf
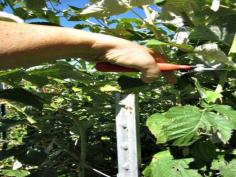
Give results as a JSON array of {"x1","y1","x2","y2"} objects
[
  {"x1": 220, "y1": 160, "x2": 236, "y2": 177},
  {"x1": 148, "y1": 105, "x2": 233, "y2": 146},
  {"x1": 212, "y1": 104, "x2": 236, "y2": 129},
  {"x1": 147, "y1": 39, "x2": 194, "y2": 52},
  {"x1": 193, "y1": 77, "x2": 223, "y2": 103},
  {"x1": 1, "y1": 170, "x2": 29, "y2": 177},
  {"x1": 143, "y1": 150, "x2": 201, "y2": 177},
  {"x1": 203, "y1": 112, "x2": 233, "y2": 143},
  {"x1": 194, "y1": 43, "x2": 232, "y2": 64},
  {"x1": 154, "y1": 0, "x2": 165, "y2": 4},
  {"x1": 228, "y1": 34, "x2": 236, "y2": 61},
  {"x1": 80, "y1": 0, "x2": 153, "y2": 18},
  {"x1": 146, "y1": 113, "x2": 170, "y2": 143}
]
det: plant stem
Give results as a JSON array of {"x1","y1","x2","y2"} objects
[
  {"x1": 215, "y1": 71, "x2": 228, "y2": 94},
  {"x1": 79, "y1": 128, "x2": 87, "y2": 177}
]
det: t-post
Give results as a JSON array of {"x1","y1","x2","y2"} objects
[
  {"x1": 0, "y1": 83, "x2": 7, "y2": 149},
  {"x1": 115, "y1": 93, "x2": 141, "y2": 177}
]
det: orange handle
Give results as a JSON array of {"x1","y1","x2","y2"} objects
[{"x1": 96, "y1": 62, "x2": 191, "y2": 72}]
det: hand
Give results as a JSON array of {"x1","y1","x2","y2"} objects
[{"x1": 89, "y1": 34, "x2": 165, "y2": 83}]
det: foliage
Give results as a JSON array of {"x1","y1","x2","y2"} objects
[{"x1": 0, "y1": 0, "x2": 236, "y2": 177}]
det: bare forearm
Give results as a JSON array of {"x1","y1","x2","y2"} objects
[
  {"x1": 0, "y1": 21, "x2": 99, "y2": 69},
  {"x1": 0, "y1": 21, "x2": 162, "y2": 83}
]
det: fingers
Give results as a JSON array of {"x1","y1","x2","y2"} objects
[
  {"x1": 150, "y1": 50, "x2": 177, "y2": 84},
  {"x1": 137, "y1": 50, "x2": 162, "y2": 83},
  {"x1": 140, "y1": 62, "x2": 160, "y2": 83}
]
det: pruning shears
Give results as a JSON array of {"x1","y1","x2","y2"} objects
[
  {"x1": 95, "y1": 62, "x2": 221, "y2": 73},
  {"x1": 96, "y1": 62, "x2": 224, "y2": 90}
]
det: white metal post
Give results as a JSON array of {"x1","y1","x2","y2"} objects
[
  {"x1": 0, "y1": 83, "x2": 7, "y2": 149},
  {"x1": 115, "y1": 93, "x2": 141, "y2": 177}
]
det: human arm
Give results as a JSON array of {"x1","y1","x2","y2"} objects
[{"x1": 0, "y1": 21, "x2": 163, "y2": 82}]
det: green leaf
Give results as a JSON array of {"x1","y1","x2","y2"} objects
[
  {"x1": 194, "y1": 43, "x2": 232, "y2": 65},
  {"x1": 24, "y1": 74, "x2": 49, "y2": 87},
  {"x1": 1, "y1": 170, "x2": 29, "y2": 177},
  {"x1": 147, "y1": 39, "x2": 167, "y2": 46},
  {"x1": 25, "y1": 0, "x2": 46, "y2": 12},
  {"x1": 147, "y1": 39, "x2": 194, "y2": 52},
  {"x1": 143, "y1": 150, "x2": 201, "y2": 177},
  {"x1": 190, "y1": 140, "x2": 217, "y2": 165},
  {"x1": 203, "y1": 112, "x2": 233, "y2": 143},
  {"x1": 153, "y1": 105, "x2": 234, "y2": 146},
  {"x1": 164, "y1": 106, "x2": 202, "y2": 146},
  {"x1": 228, "y1": 34, "x2": 236, "y2": 61},
  {"x1": 204, "y1": 91, "x2": 223, "y2": 104},
  {"x1": 0, "y1": 88, "x2": 44, "y2": 110},
  {"x1": 212, "y1": 104, "x2": 236, "y2": 129},
  {"x1": 229, "y1": 34, "x2": 236, "y2": 54},
  {"x1": 211, "y1": 155, "x2": 226, "y2": 170},
  {"x1": 160, "y1": 0, "x2": 199, "y2": 21},
  {"x1": 170, "y1": 43, "x2": 194, "y2": 52},
  {"x1": 193, "y1": 78, "x2": 222, "y2": 103},
  {"x1": 154, "y1": 0, "x2": 165, "y2": 4},
  {"x1": 220, "y1": 160, "x2": 236, "y2": 177},
  {"x1": 190, "y1": 26, "x2": 219, "y2": 42},
  {"x1": 28, "y1": 62, "x2": 93, "y2": 85},
  {"x1": 146, "y1": 113, "x2": 171, "y2": 143},
  {"x1": 0, "y1": 69, "x2": 24, "y2": 85},
  {"x1": 208, "y1": 6, "x2": 236, "y2": 34},
  {"x1": 80, "y1": 0, "x2": 153, "y2": 18}
]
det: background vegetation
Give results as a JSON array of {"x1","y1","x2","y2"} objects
[{"x1": 0, "y1": 0, "x2": 236, "y2": 176}]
